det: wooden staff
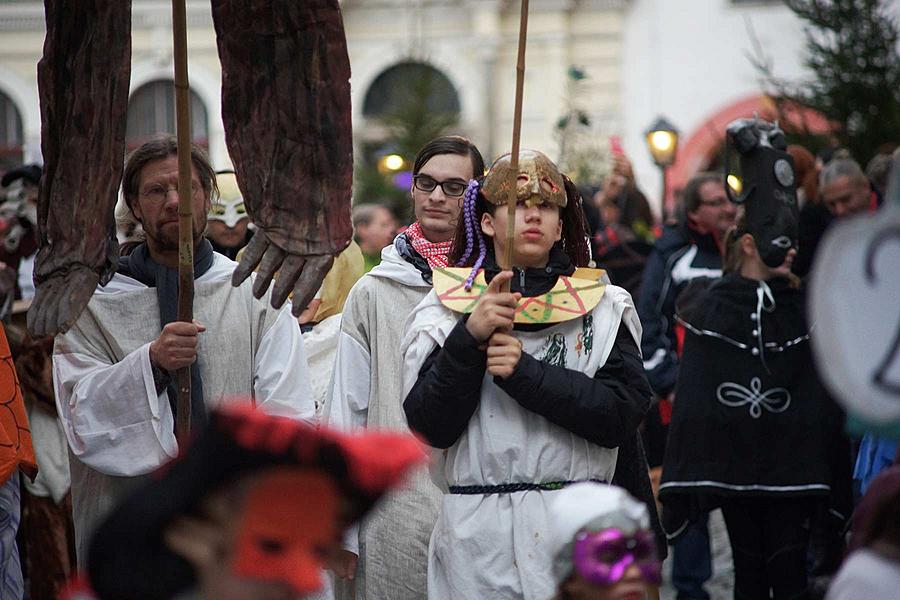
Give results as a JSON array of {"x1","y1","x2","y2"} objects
[
  {"x1": 172, "y1": 0, "x2": 194, "y2": 439},
  {"x1": 501, "y1": 0, "x2": 530, "y2": 285}
]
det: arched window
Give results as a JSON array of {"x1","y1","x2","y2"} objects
[
  {"x1": 363, "y1": 62, "x2": 460, "y2": 118},
  {"x1": 0, "y1": 90, "x2": 24, "y2": 171},
  {"x1": 126, "y1": 80, "x2": 208, "y2": 149}
]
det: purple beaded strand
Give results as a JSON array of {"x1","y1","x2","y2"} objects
[
  {"x1": 465, "y1": 238, "x2": 487, "y2": 291},
  {"x1": 457, "y1": 180, "x2": 479, "y2": 266}
]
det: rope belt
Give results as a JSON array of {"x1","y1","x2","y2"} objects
[{"x1": 448, "y1": 479, "x2": 607, "y2": 495}]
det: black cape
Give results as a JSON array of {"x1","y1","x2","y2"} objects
[{"x1": 658, "y1": 274, "x2": 845, "y2": 540}]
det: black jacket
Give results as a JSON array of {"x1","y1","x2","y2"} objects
[
  {"x1": 403, "y1": 247, "x2": 651, "y2": 449},
  {"x1": 404, "y1": 317, "x2": 650, "y2": 450},
  {"x1": 402, "y1": 249, "x2": 666, "y2": 556},
  {"x1": 636, "y1": 222, "x2": 723, "y2": 396}
]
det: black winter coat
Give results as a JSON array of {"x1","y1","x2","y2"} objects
[
  {"x1": 403, "y1": 248, "x2": 667, "y2": 556},
  {"x1": 636, "y1": 223, "x2": 723, "y2": 396}
]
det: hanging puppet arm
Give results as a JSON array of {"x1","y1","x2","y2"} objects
[
  {"x1": 232, "y1": 234, "x2": 335, "y2": 317},
  {"x1": 28, "y1": 258, "x2": 112, "y2": 339},
  {"x1": 496, "y1": 323, "x2": 652, "y2": 448},
  {"x1": 28, "y1": 0, "x2": 130, "y2": 338},
  {"x1": 212, "y1": 0, "x2": 353, "y2": 316}
]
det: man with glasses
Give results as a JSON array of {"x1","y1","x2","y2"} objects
[
  {"x1": 325, "y1": 136, "x2": 485, "y2": 600},
  {"x1": 635, "y1": 172, "x2": 736, "y2": 600},
  {"x1": 52, "y1": 135, "x2": 315, "y2": 563}
]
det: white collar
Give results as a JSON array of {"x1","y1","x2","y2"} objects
[
  {"x1": 97, "y1": 252, "x2": 237, "y2": 295},
  {"x1": 367, "y1": 242, "x2": 432, "y2": 288}
]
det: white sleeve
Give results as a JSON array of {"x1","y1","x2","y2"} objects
[
  {"x1": 53, "y1": 342, "x2": 177, "y2": 477},
  {"x1": 322, "y1": 330, "x2": 371, "y2": 431},
  {"x1": 253, "y1": 303, "x2": 317, "y2": 425},
  {"x1": 323, "y1": 319, "x2": 372, "y2": 557}
]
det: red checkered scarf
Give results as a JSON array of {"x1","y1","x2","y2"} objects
[{"x1": 405, "y1": 221, "x2": 452, "y2": 269}]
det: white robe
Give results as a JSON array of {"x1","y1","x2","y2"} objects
[
  {"x1": 401, "y1": 283, "x2": 641, "y2": 600},
  {"x1": 53, "y1": 253, "x2": 315, "y2": 562},
  {"x1": 324, "y1": 242, "x2": 440, "y2": 600}
]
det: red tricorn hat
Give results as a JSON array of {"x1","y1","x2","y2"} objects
[{"x1": 87, "y1": 404, "x2": 426, "y2": 600}]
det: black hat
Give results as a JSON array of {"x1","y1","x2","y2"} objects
[
  {"x1": 87, "y1": 405, "x2": 425, "y2": 600},
  {"x1": 1, "y1": 164, "x2": 42, "y2": 188}
]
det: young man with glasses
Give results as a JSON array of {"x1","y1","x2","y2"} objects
[
  {"x1": 635, "y1": 172, "x2": 736, "y2": 600},
  {"x1": 52, "y1": 135, "x2": 316, "y2": 564},
  {"x1": 324, "y1": 136, "x2": 485, "y2": 600}
]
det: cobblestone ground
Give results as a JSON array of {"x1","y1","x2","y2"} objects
[{"x1": 658, "y1": 509, "x2": 734, "y2": 600}]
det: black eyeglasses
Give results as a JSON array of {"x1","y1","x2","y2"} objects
[{"x1": 414, "y1": 175, "x2": 468, "y2": 197}]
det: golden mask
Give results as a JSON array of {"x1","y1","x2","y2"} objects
[{"x1": 481, "y1": 150, "x2": 567, "y2": 208}]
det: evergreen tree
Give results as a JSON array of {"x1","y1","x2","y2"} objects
[
  {"x1": 780, "y1": 0, "x2": 900, "y2": 163},
  {"x1": 354, "y1": 66, "x2": 460, "y2": 221}
]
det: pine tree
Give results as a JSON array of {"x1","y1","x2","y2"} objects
[
  {"x1": 781, "y1": 0, "x2": 900, "y2": 163},
  {"x1": 353, "y1": 66, "x2": 460, "y2": 221}
]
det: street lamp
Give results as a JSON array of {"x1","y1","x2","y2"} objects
[{"x1": 645, "y1": 116, "x2": 679, "y2": 211}]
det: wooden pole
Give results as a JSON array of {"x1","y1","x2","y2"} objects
[
  {"x1": 172, "y1": 0, "x2": 194, "y2": 440},
  {"x1": 500, "y1": 0, "x2": 529, "y2": 284}
]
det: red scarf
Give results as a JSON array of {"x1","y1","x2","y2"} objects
[{"x1": 405, "y1": 221, "x2": 452, "y2": 269}]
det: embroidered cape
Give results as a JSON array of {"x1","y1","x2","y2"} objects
[{"x1": 658, "y1": 274, "x2": 847, "y2": 540}]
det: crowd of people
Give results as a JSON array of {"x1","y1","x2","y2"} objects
[{"x1": 0, "y1": 129, "x2": 896, "y2": 600}]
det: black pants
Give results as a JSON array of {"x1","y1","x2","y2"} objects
[{"x1": 720, "y1": 497, "x2": 815, "y2": 600}]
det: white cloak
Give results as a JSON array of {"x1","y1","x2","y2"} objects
[
  {"x1": 53, "y1": 253, "x2": 315, "y2": 562},
  {"x1": 400, "y1": 282, "x2": 641, "y2": 600},
  {"x1": 323, "y1": 242, "x2": 440, "y2": 600}
]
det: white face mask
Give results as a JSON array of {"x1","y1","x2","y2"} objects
[
  {"x1": 210, "y1": 172, "x2": 250, "y2": 228},
  {"x1": 209, "y1": 197, "x2": 248, "y2": 228}
]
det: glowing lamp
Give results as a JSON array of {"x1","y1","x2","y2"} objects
[
  {"x1": 380, "y1": 154, "x2": 406, "y2": 172},
  {"x1": 645, "y1": 117, "x2": 679, "y2": 168}
]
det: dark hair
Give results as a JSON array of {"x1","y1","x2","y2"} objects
[
  {"x1": 412, "y1": 135, "x2": 486, "y2": 180},
  {"x1": 122, "y1": 135, "x2": 218, "y2": 211},
  {"x1": 682, "y1": 171, "x2": 723, "y2": 215},
  {"x1": 612, "y1": 187, "x2": 655, "y2": 229},
  {"x1": 447, "y1": 174, "x2": 590, "y2": 269}
]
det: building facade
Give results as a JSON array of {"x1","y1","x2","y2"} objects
[
  {"x1": 0, "y1": 0, "x2": 859, "y2": 213},
  {"x1": 0, "y1": 0, "x2": 627, "y2": 178}
]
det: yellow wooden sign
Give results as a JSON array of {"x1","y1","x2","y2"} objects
[{"x1": 433, "y1": 267, "x2": 606, "y2": 324}]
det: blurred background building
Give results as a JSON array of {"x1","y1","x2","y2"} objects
[{"x1": 0, "y1": 0, "x2": 893, "y2": 215}]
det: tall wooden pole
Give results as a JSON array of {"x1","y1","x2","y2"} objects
[
  {"x1": 172, "y1": 0, "x2": 194, "y2": 440},
  {"x1": 500, "y1": 0, "x2": 529, "y2": 284}
]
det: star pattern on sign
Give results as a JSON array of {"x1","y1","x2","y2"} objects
[{"x1": 433, "y1": 267, "x2": 606, "y2": 325}]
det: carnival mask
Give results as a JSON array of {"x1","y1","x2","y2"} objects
[
  {"x1": 748, "y1": 196, "x2": 799, "y2": 268},
  {"x1": 231, "y1": 469, "x2": 340, "y2": 594},
  {"x1": 572, "y1": 528, "x2": 661, "y2": 586},
  {"x1": 481, "y1": 150, "x2": 567, "y2": 208},
  {"x1": 725, "y1": 118, "x2": 799, "y2": 268},
  {"x1": 210, "y1": 172, "x2": 249, "y2": 228}
]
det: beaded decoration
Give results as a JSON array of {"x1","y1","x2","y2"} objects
[{"x1": 457, "y1": 179, "x2": 488, "y2": 290}]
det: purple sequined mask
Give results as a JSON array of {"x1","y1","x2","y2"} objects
[{"x1": 572, "y1": 529, "x2": 662, "y2": 586}]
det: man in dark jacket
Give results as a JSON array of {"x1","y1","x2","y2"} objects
[{"x1": 636, "y1": 172, "x2": 736, "y2": 599}]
